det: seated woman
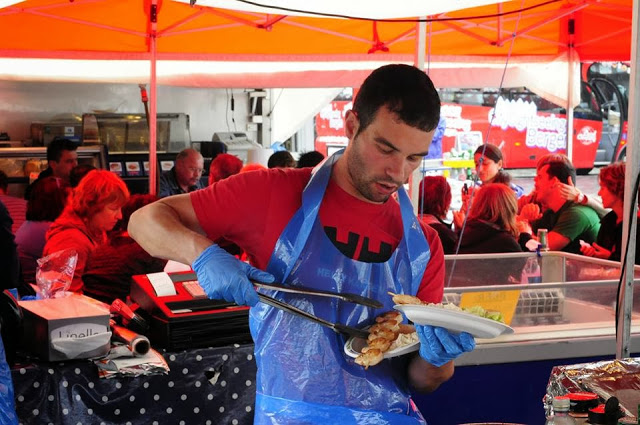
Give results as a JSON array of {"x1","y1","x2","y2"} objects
[
  {"x1": 43, "y1": 170, "x2": 129, "y2": 293},
  {"x1": 452, "y1": 184, "x2": 524, "y2": 286},
  {"x1": 15, "y1": 177, "x2": 70, "y2": 284},
  {"x1": 456, "y1": 144, "x2": 524, "y2": 230},
  {"x1": 470, "y1": 144, "x2": 525, "y2": 197},
  {"x1": 580, "y1": 162, "x2": 640, "y2": 263},
  {"x1": 458, "y1": 183, "x2": 522, "y2": 254},
  {"x1": 418, "y1": 176, "x2": 458, "y2": 254},
  {"x1": 83, "y1": 194, "x2": 167, "y2": 303}
]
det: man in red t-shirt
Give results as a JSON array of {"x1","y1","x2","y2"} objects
[{"x1": 130, "y1": 64, "x2": 475, "y2": 423}]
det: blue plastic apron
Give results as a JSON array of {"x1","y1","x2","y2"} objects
[{"x1": 249, "y1": 151, "x2": 431, "y2": 424}]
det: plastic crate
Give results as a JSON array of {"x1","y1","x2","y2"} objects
[{"x1": 515, "y1": 289, "x2": 564, "y2": 318}]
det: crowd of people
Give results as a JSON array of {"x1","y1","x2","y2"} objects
[
  {"x1": 0, "y1": 137, "x2": 327, "y2": 295},
  {"x1": 417, "y1": 142, "x2": 639, "y2": 269},
  {"x1": 2, "y1": 64, "x2": 640, "y2": 424}
]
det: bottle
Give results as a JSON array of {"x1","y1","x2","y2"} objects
[{"x1": 546, "y1": 396, "x2": 577, "y2": 425}]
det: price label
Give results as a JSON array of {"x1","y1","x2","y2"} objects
[{"x1": 459, "y1": 290, "x2": 520, "y2": 325}]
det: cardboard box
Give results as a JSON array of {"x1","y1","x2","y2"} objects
[{"x1": 19, "y1": 294, "x2": 111, "y2": 362}]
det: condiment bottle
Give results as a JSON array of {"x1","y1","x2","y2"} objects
[{"x1": 546, "y1": 396, "x2": 577, "y2": 425}]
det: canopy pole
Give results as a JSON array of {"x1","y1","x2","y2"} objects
[
  {"x1": 411, "y1": 17, "x2": 427, "y2": 214},
  {"x1": 616, "y1": 0, "x2": 640, "y2": 359},
  {"x1": 148, "y1": 0, "x2": 158, "y2": 196},
  {"x1": 566, "y1": 19, "x2": 575, "y2": 162}
]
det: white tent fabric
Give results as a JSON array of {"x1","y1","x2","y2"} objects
[
  {"x1": 175, "y1": 0, "x2": 508, "y2": 19},
  {"x1": 0, "y1": 53, "x2": 579, "y2": 108}
]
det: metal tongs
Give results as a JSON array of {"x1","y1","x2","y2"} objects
[{"x1": 253, "y1": 281, "x2": 381, "y2": 339}]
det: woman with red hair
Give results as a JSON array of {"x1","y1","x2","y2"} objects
[
  {"x1": 208, "y1": 153, "x2": 243, "y2": 185},
  {"x1": 418, "y1": 176, "x2": 458, "y2": 254},
  {"x1": 43, "y1": 170, "x2": 129, "y2": 293}
]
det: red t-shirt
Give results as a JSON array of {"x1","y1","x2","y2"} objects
[{"x1": 191, "y1": 167, "x2": 444, "y2": 303}]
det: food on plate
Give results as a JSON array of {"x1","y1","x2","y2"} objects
[
  {"x1": 388, "y1": 331, "x2": 419, "y2": 351},
  {"x1": 461, "y1": 305, "x2": 505, "y2": 323},
  {"x1": 354, "y1": 310, "x2": 417, "y2": 369},
  {"x1": 368, "y1": 328, "x2": 396, "y2": 343},
  {"x1": 398, "y1": 323, "x2": 415, "y2": 334},
  {"x1": 354, "y1": 348, "x2": 383, "y2": 369},
  {"x1": 366, "y1": 337, "x2": 392, "y2": 352},
  {"x1": 388, "y1": 292, "x2": 505, "y2": 324},
  {"x1": 370, "y1": 320, "x2": 400, "y2": 334},
  {"x1": 375, "y1": 310, "x2": 402, "y2": 324},
  {"x1": 423, "y1": 302, "x2": 505, "y2": 324},
  {"x1": 387, "y1": 291, "x2": 423, "y2": 306}
]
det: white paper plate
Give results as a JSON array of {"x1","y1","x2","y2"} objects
[
  {"x1": 344, "y1": 334, "x2": 420, "y2": 359},
  {"x1": 394, "y1": 304, "x2": 514, "y2": 339}
]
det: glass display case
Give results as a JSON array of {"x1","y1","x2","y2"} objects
[
  {"x1": 80, "y1": 113, "x2": 192, "y2": 194},
  {"x1": 0, "y1": 145, "x2": 107, "y2": 198},
  {"x1": 441, "y1": 251, "x2": 640, "y2": 365},
  {"x1": 414, "y1": 251, "x2": 640, "y2": 425},
  {"x1": 82, "y1": 113, "x2": 191, "y2": 153}
]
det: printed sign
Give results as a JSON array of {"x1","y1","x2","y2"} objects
[
  {"x1": 125, "y1": 161, "x2": 141, "y2": 177},
  {"x1": 459, "y1": 290, "x2": 520, "y2": 326},
  {"x1": 109, "y1": 162, "x2": 123, "y2": 176}
]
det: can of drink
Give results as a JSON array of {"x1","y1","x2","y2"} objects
[{"x1": 537, "y1": 228, "x2": 549, "y2": 251}]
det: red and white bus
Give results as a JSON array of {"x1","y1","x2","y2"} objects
[{"x1": 314, "y1": 62, "x2": 629, "y2": 173}]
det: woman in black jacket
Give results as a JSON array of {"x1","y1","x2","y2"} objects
[
  {"x1": 451, "y1": 184, "x2": 524, "y2": 286},
  {"x1": 458, "y1": 183, "x2": 522, "y2": 254}
]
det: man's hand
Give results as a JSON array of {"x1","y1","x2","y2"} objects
[
  {"x1": 192, "y1": 244, "x2": 275, "y2": 306},
  {"x1": 519, "y1": 203, "x2": 542, "y2": 222},
  {"x1": 580, "y1": 241, "x2": 611, "y2": 259},
  {"x1": 416, "y1": 325, "x2": 475, "y2": 367}
]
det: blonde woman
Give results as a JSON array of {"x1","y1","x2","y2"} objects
[{"x1": 457, "y1": 183, "x2": 522, "y2": 254}]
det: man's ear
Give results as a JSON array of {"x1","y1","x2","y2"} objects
[{"x1": 345, "y1": 110, "x2": 359, "y2": 140}]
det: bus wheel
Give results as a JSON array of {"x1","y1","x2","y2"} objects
[{"x1": 577, "y1": 168, "x2": 593, "y2": 175}]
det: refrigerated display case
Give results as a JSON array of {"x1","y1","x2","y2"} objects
[
  {"x1": 415, "y1": 252, "x2": 640, "y2": 425},
  {"x1": 0, "y1": 145, "x2": 107, "y2": 198},
  {"x1": 82, "y1": 113, "x2": 192, "y2": 194}
]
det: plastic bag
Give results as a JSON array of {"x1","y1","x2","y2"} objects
[
  {"x1": 35, "y1": 249, "x2": 78, "y2": 298},
  {"x1": 0, "y1": 335, "x2": 18, "y2": 425}
]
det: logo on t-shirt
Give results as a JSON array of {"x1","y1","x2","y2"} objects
[{"x1": 324, "y1": 226, "x2": 393, "y2": 263}]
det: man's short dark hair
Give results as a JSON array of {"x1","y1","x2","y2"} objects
[
  {"x1": 537, "y1": 153, "x2": 576, "y2": 185},
  {"x1": 0, "y1": 170, "x2": 7, "y2": 192},
  {"x1": 353, "y1": 64, "x2": 441, "y2": 138},
  {"x1": 47, "y1": 138, "x2": 78, "y2": 162},
  {"x1": 297, "y1": 151, "x2": 325, "y2": 168},
  {"x1": 268, "y1": 151, "x2": 296, "y2": 169}
]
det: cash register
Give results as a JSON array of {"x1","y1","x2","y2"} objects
[{"x1": 130, "y1": 271, "x2": 252, "y2": 350}]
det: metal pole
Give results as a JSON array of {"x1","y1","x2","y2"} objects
[
  {"x1": 411, "y1": 17, "x2": 427, "y2": 214},
  {"x1": 616, "y1": 0, "x2": 640, "y2": 359},
  {"x1": 148, "y1": 0, "x2": 158, "y2": 196},
  {"x1": 566, "y1": 19, "x2": 575, "y2": 162}
]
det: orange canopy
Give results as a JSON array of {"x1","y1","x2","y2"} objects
[{"x1": 0, "y1": 0, "x2": 632, "y2": 62}]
